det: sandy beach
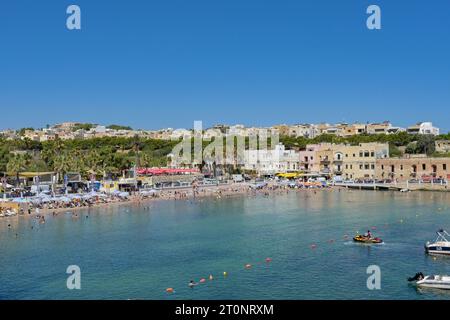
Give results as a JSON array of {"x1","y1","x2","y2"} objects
[{"x1": 0, "y1": 182, "x2": 331, "y2": 225}]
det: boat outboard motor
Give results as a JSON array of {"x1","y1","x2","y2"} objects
[{"x1": 408, "y1": 272, "x2": 425, "y2": 282}]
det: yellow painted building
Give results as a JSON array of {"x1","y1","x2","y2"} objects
[
  {"x1": 338, "y1": 143, "x2": 389, "y2": 180},
  {"x1": 301, "y1": 143, "x2": 389, "y2": 179}
]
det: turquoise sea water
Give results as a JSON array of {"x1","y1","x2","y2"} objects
[{"x1": 1, "y1": 190, "x2": 450, "y2": 300}]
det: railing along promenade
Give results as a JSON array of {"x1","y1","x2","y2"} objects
[{"x1": 333, "y1": 180, "x2": 449, "y2": 191}]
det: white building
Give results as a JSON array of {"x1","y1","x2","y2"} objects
[
  {"x1": 203, "y1": 128, "x2": 223, "y2": 140},
  {"x1": 407, "y1": 122, "x2": 440, "y2": 135},
  {"x1": 288, "y1": 124, "x2": 318, "y2": 138},
  {"x1": 243, "y1": 143, "x2": 300, "y2": 175},
  {"x1": 171, "y1": 128, "x2": 193, "y2": 139},
  {"x1": 93, "y1": 125, "x2": 107, "y2": 133},
  {"x1": 228, "y1": 124, "x2": 247, "y2": 136}
]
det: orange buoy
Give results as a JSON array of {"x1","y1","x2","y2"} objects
[
  {"x1": 245, "y1": 264, "x2": 252, "y2": 269},
  {"x1": 166, "y1": 288, "x2": 174, "y2": 294},
  {"x1": 265, "y1": 258, "x2": 273, "y2": 263},
  {"x1": 200, "y1": 278, "x2": 206, "y2": 283}
]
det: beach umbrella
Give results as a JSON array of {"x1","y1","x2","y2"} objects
[
  {"x1": 12, "y1": 198, "x2": 30, "y2": 203},
  {"x1": 40, "y1": 197, "x2": 52, "y2": 203},
  {"x1": 140, "y1": 189, "x2": 158, "y2": 196},
  {"x1": 31, "y1": 198, "x2": 42, "y2": 204},
  {"x1": 58, "y1": 196, "x2": 72, "y2": 203}
]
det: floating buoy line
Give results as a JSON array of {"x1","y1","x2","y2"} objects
[
  {"x1": 166, "y1": 257, "x2": 273, "y2": 294},
  {"x1": 165, "y1": 208, "x2": 450, "y2": 294}
]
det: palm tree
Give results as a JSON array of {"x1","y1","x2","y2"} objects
[
  {"x1": 86, "y1": 150, "x2": 102, "y2": 173},
  {"x1": 133, "y1": 135, "x2": 143, "y2": 168},
  {"x1": 7, "y1": 154, "x2": 28, "y2": 186},
  {"x1": 53, "y1": 152, "x2": 71, "y2": 183},
  {"x1": 139, "y1": 152, "x2": 153, "y2": 168},
  {"x1": 68, "y1": 149, "x2": 87, "y2": 176}
]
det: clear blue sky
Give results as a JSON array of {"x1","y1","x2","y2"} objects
[{"x1": 1, "y1": 0, "x2": 449, "y2": 132}]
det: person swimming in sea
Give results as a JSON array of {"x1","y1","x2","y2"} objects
[{"x1": 189, "y1": 280, "x2": 198, "y2": 288}]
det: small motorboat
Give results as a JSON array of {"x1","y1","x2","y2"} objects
[
  {"x1": 353, "y1": 235, "x2": 383, "y2": 244},
  {"x1": 408, "y1": 272, "x2": 450, "y2": 290},
  {"x1": 425, "y1": 229, "x2": 450, "y2": 256}
]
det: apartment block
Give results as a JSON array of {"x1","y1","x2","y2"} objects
[{"x1": 376, "y1": 155, "x2": 450, "y2": 181}]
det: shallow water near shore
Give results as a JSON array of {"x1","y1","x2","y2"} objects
[{"x1": 1, "y1": 190, "x2": 450, "y2": 300}]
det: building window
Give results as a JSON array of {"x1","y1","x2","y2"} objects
[
  {"x1": 364, "y1": 151, "x2": 370, "y2": 157},
  {"x1": 400, "y1": 165, "x2": 403, "y2": 170},
  {"x1": 360, "y1": 164, "x2": 363, "y2": 170},
  {"x1": 422, "y1": 164, "x2": 426, "y2": 170},
  {"x1": 371, "y1": 151, "x2": 375, "y2": 157},
  {"x1": 359, "y1": 152, "x2": 363, "y2": 157},
  {"x1": 381, "y1": 165, "x2": 384, "y2": 170},
  {"x1": 371, "y1": 164, "x2": 375, "y2": 169},
  {"x1": 365, "y1": 164, "x2": 370, "y2": 170},
  {"x1": 444, "y1": 164, "x2": 447, "y2": 171}
]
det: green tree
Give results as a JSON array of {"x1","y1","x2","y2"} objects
[
  {"x1": 389, "y1": 143, "x2": 402, "y2": 157},
  {"x1": 405, "y1": 142, "x2": 418, "y2": 154},
  {"x1": 416, "y1": 135, "x2": 436, "y2": 155},
  {"x1": 53, "y1": 152, "x2": 72, "y2": 182},
  {"x1": 7, "y1": 154, "x2": 28, "y2": 186},
  {"x1": 107, "y1": 124, "x2": 133, "y2": 131}
]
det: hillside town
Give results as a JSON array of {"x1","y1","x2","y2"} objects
[
  {"x1": 0, "y1": 121, "x2": 441, "y2": 142},
  {"x1": 0, "y1": 120, "x2": 450, "y2": 217}
]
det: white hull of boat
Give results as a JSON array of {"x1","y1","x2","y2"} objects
[
  {"x1": 418, "y1": 283, "x2": 450, "y2": 290},
  {"x1": 417, "y1": 276, "x2": 450, "y2": 290},
  {"x1": 427, "y1": 250, "x2": 450, "y2": 256}
]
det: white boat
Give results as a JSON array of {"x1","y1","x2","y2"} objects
[
  {"x1": 425, "y1": 230, "x2": 450, "y2": 256},
  {"x1": 409, "y1": 272, "x2": 450, "y2": 290},
  {"x1": 409, "y1": 273, "x2": 450, "y2": 290}
]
